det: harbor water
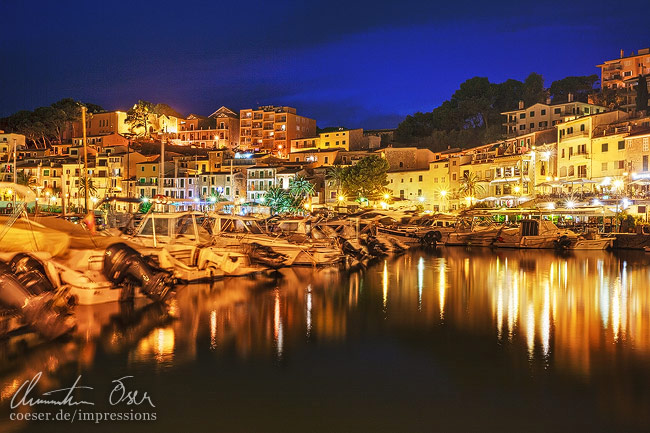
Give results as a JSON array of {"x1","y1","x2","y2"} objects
[{"x1": 2, "y1": 247, "x2": 650, "y2": 432}]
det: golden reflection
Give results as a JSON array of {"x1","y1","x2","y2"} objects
[
  {"x1": 273, "y1": 289, "x2": 283, "y2": 359},
  {"x1": 438, "y1": 259, "x2": 446, "y2": 320},
  {"x1": 382, "y1": 260, "x2": 388, "y2": 312},
  {"x1": 134, "y1": 326, "x2": 175, "y2": 364},
  {"x1": 417, "y1": 257, "x2": 424, "y2": 311},
  {"x1": 210, "y1": 310, "x2": 217, "y2": 350},
  {"x1": 306, "y1": 285, "x2": 312, "y2": 338}
]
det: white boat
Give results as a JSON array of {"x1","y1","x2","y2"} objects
[
  {"x1": 124, "y1": 211, "x2": 264, "y2": 280},
  {"x1": 494, "y1": 219, "x2": 578, "y2": 249},
  {"x1": 445, "y1": 219, "x2": 502, "y2": 247},
  {"x1": 209, "y1": 214, "x2": 343, "y2": 267}
]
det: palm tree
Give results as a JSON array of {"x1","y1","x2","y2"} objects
[
  {"x1": 326, "y1": 165, "x2": 347, "y2": 197},
  {"x1": 459, "y1": 172, "x2": 485, "y2": 199},
  {"x1": 16, "y1": 172, "x2": 31, "y2": 186},
  {"x1": 264, "y1": 186, "x2": 290, "y2": 215},
  {"x1": 289, "y1": 175, "x2": 315, "y2": 214},
  {"x1": 78, "y1": 175, "x2": 97, "y2": 199}
]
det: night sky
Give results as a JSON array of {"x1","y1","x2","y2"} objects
[{"x1": 2, "y1": 0, "x2": 649, "y2": 129}]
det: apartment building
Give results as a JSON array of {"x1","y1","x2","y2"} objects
[
  {"x1": 503, "y1": 99, "x2": 607, "y2": 136},
  {"x1": 176, "y1": 107, "x2": 240, "y2": 149},
  {"x1": 290, "y1": 128, "x2": 366, "y2": 153},
  {"x1": 626, "y1": 130, "x2": 650, "y2": 179},
  {"x1": 556, "y1": 110, "x2": 629, "y2": 191},
  {"x1": 598, "y1": 48, "x2": 650, "y2": 113},
  {"x1": 386, "y1": 159, "x2": 451, "y2": 211},
  {"x1": 246, "y1": 165, "x2": 279, "y2": 203},
  {"x1": 240, "y1": 106, "x2": 316, "y2": 155}
]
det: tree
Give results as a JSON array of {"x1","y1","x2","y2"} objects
[
  {"x1": 522, "y1": 72, "x2": 547, "y2": 106},
  {"x1": 327, "y1": 165, "x2": 347, "y2": 197},
  {"x1": 636, "y1": 75, "x2": 648, "y2": 113},
  {"x1": 459, "y1": 172, "x2": 485, "y2": 199},
  {"x1": 78, "y1": 175, "x2": 97, "y2": 199},
  {"x1": 125, "y1": 100, "x2": 155, "y2": 137},
  {"x1": 342, "y1": 155, "x2": 389, "y2": 201},
  {"x1": 264, "y1": 186, "x2": 290, "y2": 215},
  {"x1": 16, "y1": 172, "x2": 31, "y2": 186},
  {"x1": 550, "y1": 75, "x2": 599, "y2": 103}
]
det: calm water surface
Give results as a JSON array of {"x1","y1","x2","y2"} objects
[{"x1": 2, "y1": 248, "x2": 650, "y2": 432}]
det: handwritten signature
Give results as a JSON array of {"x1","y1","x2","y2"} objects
[{"x1": 10, "y1": 372, "x2": 155, "y2": 409}]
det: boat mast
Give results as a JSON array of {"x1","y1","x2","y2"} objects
[
  {"x1": 159, "y1": 126, "x2": 166, "y2": 197},
  {"x1": 81, "y1": 106, "x2": 90, "y2": 213}
]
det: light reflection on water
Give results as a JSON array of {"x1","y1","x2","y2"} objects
[{"x1": 2, "y1": 248, "x2": 650, "y2": 432}]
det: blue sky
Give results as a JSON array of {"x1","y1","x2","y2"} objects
[{"x1": 2, "y1": 0, "x2": 649, "y2": 128}]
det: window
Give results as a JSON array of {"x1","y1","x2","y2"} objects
[
  {"x1": 520, "y1": 125, "x2": 525, "y2": 131},
  {"x1": 530, "y1": 123, "x2": 534, "y2": 129},
  {"x1": 568, "y1": 166, "x2": 575, "y2": 177},
  {"x1": 418, "y1": 175, "x2": 423, "y2": 181},
  {"x1": 602, "y1": 143, "x2": 608, "y2": 152},
  {"x1": 452, "y1": 173, "x2": 457, "y2": 180},
  {"x1": 644, "y1": 155, "x2": 649, "y2": 172},
  {"x1": 560, "y1": 167, "x2": 567, "y2": 177},
  {"x1": 618, "y1": 141, "x2": 625, "y2": 150},
  {"x1": 602, "y1": 162, "x2": 608, "y2": 171},
  {"x1": 644, "y1": 138, "x2": 649, "y2": 152},
  {"x1": 529, "y1": 111, "x2": 535, "y2": 117},
  {"x1": 554, "y1": 108, "x2": 561, "y2": 114},
  {"x1": 618, "y1": 160, "x2": 625, "y2": 169},
  {"x1": 561, "y1": 149, "x2": 565, "y2": 158},
  {"x1": 578, "y1": 165, "x2": 587, "y2": 178},
  {"x1": 520, "y1": 113, "x2": 526, "y2": 119},
  {"x1": 580, "y1": 124, "x2": 585, "y2": 132}
]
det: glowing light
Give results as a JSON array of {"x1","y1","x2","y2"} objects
[
  {"x1": 542, "y1": 151, "x2": 551, "y2": 160},
  {"x1": 142, "y1": 197, "x2": 149, "y2": 203},
  {"x1": 210, "y1": 310, "x2": 217, "y2": 349},
  {"x1": 273, "y1": 289, "x2": 283, "y2": 359},
  {"x1": 592, "y1": 199, "x2": 601, "y2": 206},
  {"x1": 338, "y1": 195, "x2": 345, "y2": 202},
  {"x1": 440, "y1": 190, "x2": 447, "y2": 197},
  {"x1": 417, "y1": 257, "x2": 424, "y2": 311},
  {"x1": 418, "y1": 196, "x2": 425, "y2": 202},
  {"x1": 382, "y1": 260, "x2": 388, "y2": 312},
  {"x1": 566, "y1": 200, "x2": 575, "y2": 209},
  {"x1": 514, "y1": 186, "x2": 521, "y2": 193},
  {"x1": 303, "y1": 202, "x2": 311, "y2": 210},
  {"x1": 383, "y1": 193, "x2": 390, "y2": 200},
  {"x1": 209, "y1": 196, "x2": 217, "y2": 203},
  {"x1": 545, "y1": 176, "x2": 552, "y2": 181}
]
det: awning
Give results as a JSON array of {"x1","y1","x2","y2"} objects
[
  {"x1": 561, "y1": 178, "x2": 598, "y2": 185},
  {"x1": 490, "y1": 177, "x2": 531, "y2": 184}
]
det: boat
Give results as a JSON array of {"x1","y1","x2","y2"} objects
[
  {"x1": 124, "y1": 211, "x2": 265, "y2": 280},
  {"x1": 209, "y1": 214, "x2": 343, "y2": 267},
  {"x1": 494, "y1": 219, "x2": 578, "y2": 249},
  {"x1": 445, "y1": 218, "x2": 502, "y2": 247}
]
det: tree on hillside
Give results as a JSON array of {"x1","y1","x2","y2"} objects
[
  {"x1": 342, "y1": 155, "x2": 389, "y2": 201},
  {"x1": 636, "y1": 75, "x2": 648, "y2": 113},
  {"x1": 154, "y1": 103, "x2": 183, "y2": 118},
  {"x1": 522, "y1": 72, "x2": 547, "y2": 106},
  {"x1": 550, "y1": 75, "x2": 599, "y2": 103},
  {"x1": 125, "y1": 100, "x2": 155, "y2": 137}
]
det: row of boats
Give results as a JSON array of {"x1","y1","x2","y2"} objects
[{"x1": 0, "y1": 186, "x2": 643, "y2": 342}]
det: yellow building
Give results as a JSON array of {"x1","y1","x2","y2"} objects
[
  {"x1": 240, "y1": 106, "x2": 316, "y2": 156},
  {"x1": 387, "y1": 159, "x2": 451, "y2": 211},
  {"x1": 598, "y1": 48, "x2": 650, "y2": 111},
  {"x1": 290, "y1": 128, "x2": 365, "y2": 153},
  {"x1": 503, "y1": 100, "x2": 607, "y2": 137},
  {"x1": 557, "y1": 111, "x2": 629, "y2": 192}
]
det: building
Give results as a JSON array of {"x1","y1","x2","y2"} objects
[
  {"x1": 386, "y1": 159, "x2": 451, "y2": 211},
  {"x1": 240, "y1": 106, "x2": 316, "y2": 156},
  {"x1": 597, "y1": 48, "x2": 650, "y2": 113},
  {"x1": 556, "y1": 110, "x2": 629, "y2": 192},
  {"x1": 246, "y1": 165, "x2": 279, "y2": 203},
  {"x1": 503, "y1": 99, "x2": 608, "y2": 136},
  {"x1": 176, "y1": 107, "x2": 240, "y2": 149}
]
